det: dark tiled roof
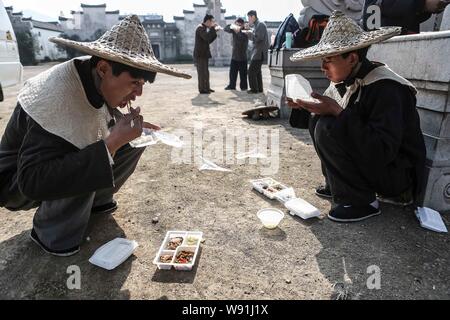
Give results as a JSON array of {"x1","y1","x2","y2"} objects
[
  {"x1": 32, "y1": 20, "x2": 63, "y2": 32},
  {"x1": 81, "y1": 3, "x2": 106, "y2": 8},
  {"x1": 106, "y1": 10, "x2": 119, "y2": 14},
  {"x1": 183, "y1": 10, "x2": 194, "y2": 14}
]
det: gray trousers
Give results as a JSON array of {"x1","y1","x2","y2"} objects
[
  {"x1": 195, "y1": 58, "x2": 210, "y2": 93},
  {"x1": 9, "y1": 144, "x2": 145, "y2": 251}
]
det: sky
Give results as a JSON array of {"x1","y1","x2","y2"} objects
[{"x1": 4, "y1": 0, "x2": 304, "y2": 22}]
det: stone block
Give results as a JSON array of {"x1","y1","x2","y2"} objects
[{"x1": 419, "y1": 165, "x2": 450, "y2": 213}]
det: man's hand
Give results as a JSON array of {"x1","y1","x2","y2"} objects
[
  {"x1": 286, "y1": 93, "x2": 343, "y2": 117},
  {"x1": 104, "y1": 106, "x2": 144, "y2": 154}
]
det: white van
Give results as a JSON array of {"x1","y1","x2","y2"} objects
[{"x1": 0, "y1": 0, "x2": 23, "y2": 101}]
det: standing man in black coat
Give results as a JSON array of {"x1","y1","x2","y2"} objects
[
  {"x1": 194, "y1": 14, "x2": 218, "y2": 94},
  {"x1": 224, "y1": 18, "x2": 249, "y2": 91}
]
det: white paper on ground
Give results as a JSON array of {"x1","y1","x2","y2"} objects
[
  {"x1": 89, "y1": 238, "x2": 139, "y2": 270},
  {"x1": 152, "y1": 131, "x2": 184, "y2": 148},
  {"x1": 199, "y1": 156, "x2": 232, "y2": 172},
  {"x1": 236, "y1": 149, "x2": 267, "y2": 160},
  {"x1": 285, "y1": 198, "x2": 321, "y2": 219},
  {"x1": 285, "y1": 74, "x2": 320, "y2": 103},
  {"x1": 415, "y1": 207, "x2": 448, "y2": 233}
]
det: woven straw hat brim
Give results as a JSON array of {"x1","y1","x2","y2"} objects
[
  {"x1": 50, "y1": 37, "x2": 192, "y2": 79},
  {"x1": 290, "y1": 27, "x2": 401, "y2": 62}
]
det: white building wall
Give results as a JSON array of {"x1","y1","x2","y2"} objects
[
  {"x1": 106, "y1": 13, "x2": 119, "y2": 29},
  {"x1": 81, "y1": 7, "x2": 108, "y2": 38},
  {"x1": 32, "y1": 28, "x2": 67, "y2": 61},
  {"x1": 60, "y1": 19, "x2": 75, "y2": 30},
  {"x1": 73, "y1": 13, "x2": 82, "y2": 29}
]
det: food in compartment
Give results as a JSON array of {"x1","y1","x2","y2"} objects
[
  {"x1": 186, "y1": 236, "x2": 199, "y2": 246},
  {"x1": 167, "y1": 237, "x2": 184, "y2": 250},
  {"x1": 263, "y1": 185, "x2": 280, "y2": 193},
  {"x1": 272, "y1": 184, "x2": 285, "y2": 191},
  {"x1": 159, "y1": 254, "x2": 173, "y2": 263},
  {"x1": 154, "y1": 231, "x2": 203, "y2": 271},
  {"x1": 175, "y1": 251, "x2": 194, "y2": 264}
]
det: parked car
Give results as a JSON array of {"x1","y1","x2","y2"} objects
[{"x1": 0, "y1": 0, "x2": 23, "y2": 101}]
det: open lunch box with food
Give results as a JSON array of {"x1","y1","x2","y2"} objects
[
  {"x1": 251, "y1": 178, "x2": 321, "y2": 220},
  {"x1": 250, "y1": 177, "x2": 291, "y2": 200},
  {"x1": 153, "y1": 231, "x2": 203, "y2": 271}
]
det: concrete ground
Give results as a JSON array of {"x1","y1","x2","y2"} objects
[{"x1": 0, "y1": 63, "x2": 448, "y2": 300}]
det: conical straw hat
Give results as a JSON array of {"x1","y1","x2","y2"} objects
[
  {"x1": 290, "y1": 11, "x2": 402, "y2": 62},
  {"x1": 50, "y1": 15, "x2": 191, "y2": 79}
]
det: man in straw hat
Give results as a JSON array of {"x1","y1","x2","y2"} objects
[
  {"x1": 0, "y1": 15, "x2": 191, "y2": 256},
  {"x1": 287, "y1": 11, "x2": 426, "y2": 223}
]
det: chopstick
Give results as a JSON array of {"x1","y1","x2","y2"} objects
[{"x1": 127, "y1": 101, "x2": 134, "y2": 128}]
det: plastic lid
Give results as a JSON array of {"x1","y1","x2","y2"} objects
[
  {"x1": 89, "y1": 238, "x2": 138, "y2": 270},
  {"x1": 285, "y1": 198, "x2": 321, "y2": 219},
  {"x1": 416, "y1": 207, "x2": 448, "y2": 233}
]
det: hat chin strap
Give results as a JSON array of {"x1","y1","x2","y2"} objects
[
  {"x1": 345, "y1": 61, "x2": 362, "y2": 84},
  {"x1": 91, "y1": 68, "x2": 111, "y2": 106}
]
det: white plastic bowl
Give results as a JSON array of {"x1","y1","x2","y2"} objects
[{"x1": 257, "y1": 208, "x2": 284, "y2": 229}]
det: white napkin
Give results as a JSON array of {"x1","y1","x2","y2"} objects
[{"x1": 199, "y1": 157, "x2": 232, "y2": 172}]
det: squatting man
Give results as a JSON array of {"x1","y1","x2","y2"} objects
[
  {"x1": 0, "y1": 15, "x2": 191, "y2": 256},
  {"x1": 287, "y1": 11, "x2": 426, "y2": 223}
]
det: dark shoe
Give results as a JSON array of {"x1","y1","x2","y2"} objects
[
  {"x1": 225, "y1": 86, "x2": 235, "y2": 90},
  {"x1": 258, "y1": 90, "x2": 264, "y2": 93},
  {"x1": 315, "y1": 185, "x2": 332, "y2": 199},
  {"x1": 199, "y1": 91, "x2": 210, "y2": 94},
  {"x1": 30, "y1": 229, "x2": 80, "y2": 257},
  {"x1": 247, "y1": 90, "x2": 258, "y2": 94},
  {"x1": 328, "y1": 204, "x2": 381, "y2": 223},
  {"x1": 378, "y1": 191, "x2": 413, "y2": 207},
  {"x1": 208, "y1": 89, "x2": 215, "y2": 93},
  {"x1": 91, "y1": 200, "x2": 118, "y2": 215}
]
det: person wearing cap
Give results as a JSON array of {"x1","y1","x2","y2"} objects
[
  {"x1": 194, "y1": 14, "x2": 218, "y2": 94},
  {"x1": 287, "y1": 11, "x2": 426, "y2": 223},
  {"x1": 224, "y1": 18, "x2": 249, "y2": 91},
  {"x1": 0, "y1": 15, "x2": 191, "y2": 256},
  {"x1": 245, "y1": 10, "x2": 270, "y2": 94}
]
